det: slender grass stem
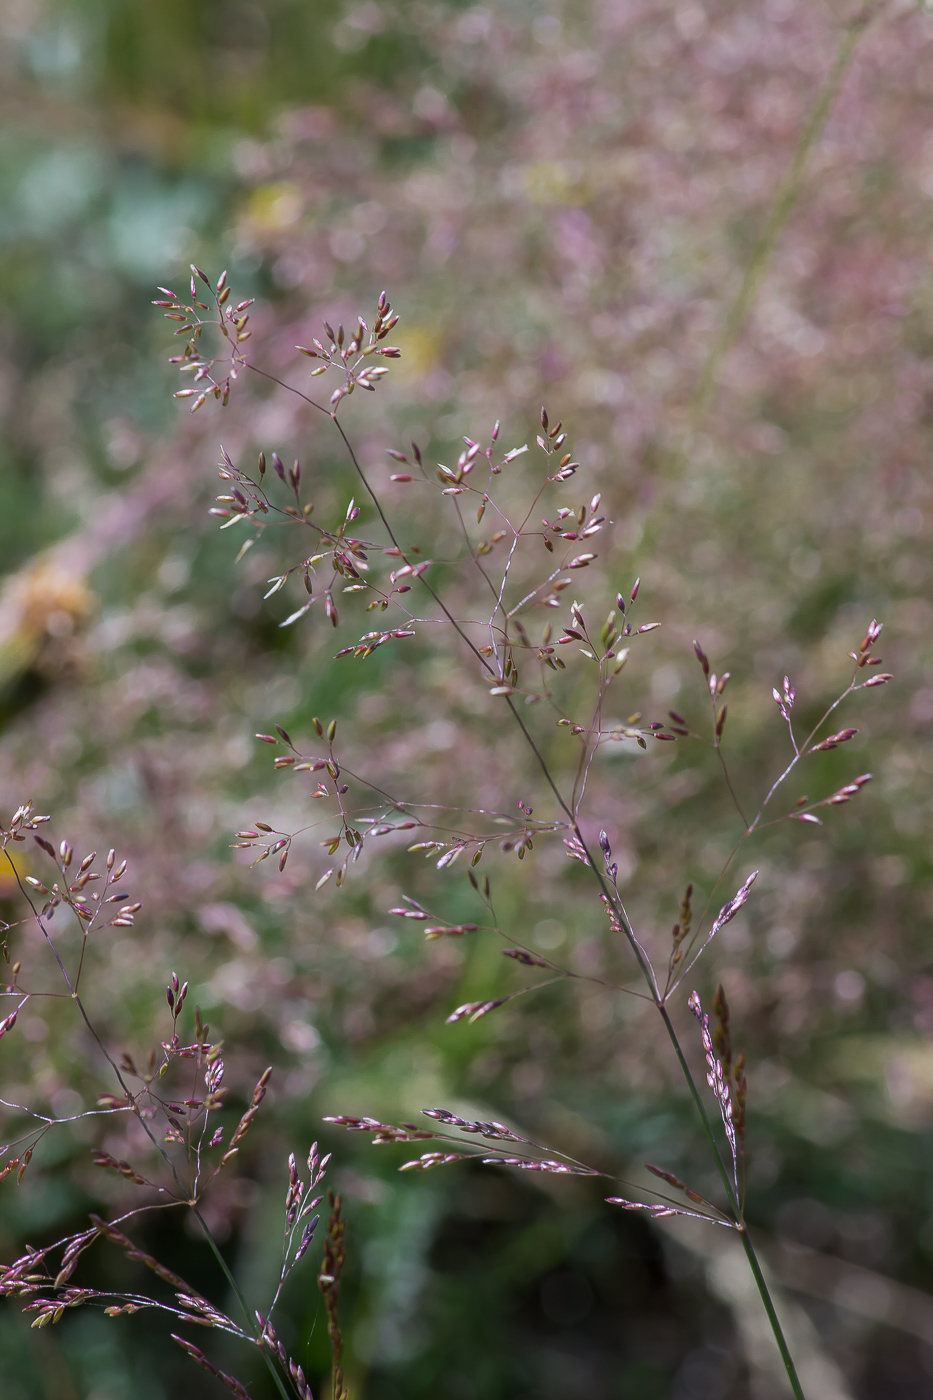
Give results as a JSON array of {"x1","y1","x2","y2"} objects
[
  {"x1": 193, "y1": 1208, "x2": 292, "y2": 1400},
  {"x1": 690, "y1": 11, "x2": 873, "y2": 431},
  {"x1": 659, "y1": 1007, "x2": 805, "y2": 1400},
  {"x1": 736, "y1": 1226, "x2": 805, "y2": 1400}
]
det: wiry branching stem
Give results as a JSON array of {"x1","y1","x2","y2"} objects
[
  {"x1": 160, "y1": 60, "x2": 893, "y2": 1369},
  {"x1": 659, "y1": 1007, "x2": 804, "y2": 1399},
  {"x1": 207, "y1": 346, "x2": 810, "y2": 1389},
  {"x1": 274, "y1": 405, "x2": 806, "y2": 1390},
  {"x1": 2, "y1": 847, "x2": 301, "y2": 1400}
]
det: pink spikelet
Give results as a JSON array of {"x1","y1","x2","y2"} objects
[{"x1": 689, "y1": 990, "x2": 738, "y2": 1198}]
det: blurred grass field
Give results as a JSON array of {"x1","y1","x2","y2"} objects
[{"x1": 2, "y1": 2, "x2": 933, "y2": 1397}]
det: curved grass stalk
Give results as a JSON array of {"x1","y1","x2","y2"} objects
[{"x1": 690, "y1": 8, "x2": 876, "y2": 431}]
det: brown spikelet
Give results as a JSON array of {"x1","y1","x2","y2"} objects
[
  {"x1": 319, "y1": 1191, "x2": 349, "y2": 1400},
  {"x1": 227, "y1": 1066, "x2": 273, "y2": 1149},
  {"x1": 171, "y1": 1335, "x2": 254, "y2": 1398},
  {"x1": 669, "y1": 882, "x2": 693, "y2": 973}
]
